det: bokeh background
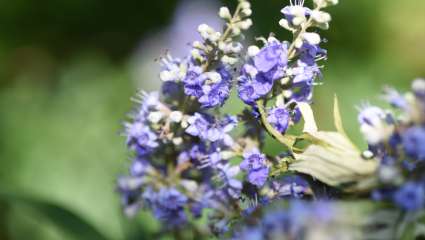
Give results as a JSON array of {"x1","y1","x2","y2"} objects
[{"x1": 0, "y1": 0, "x2": 424, "y2": 239}]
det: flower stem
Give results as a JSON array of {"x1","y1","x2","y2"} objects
[
  {"x1": 256, "y1": 99, "x2": 296, "y2": 149},
  {"x1": 202, "y1": 3, "x2": 243, "y2": 71},
  {"x1": 287, "y1": 6, "x2": 321, "y2": 59}
]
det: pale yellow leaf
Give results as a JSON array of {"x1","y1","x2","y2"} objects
[{"x1": 298, "y1": 102, "x2": 318, "y2": 133}]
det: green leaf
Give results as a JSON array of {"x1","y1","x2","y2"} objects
[
  {"x1": 333, "y1": 94, "x2": 348, "y2": 137},
  {"x1": 0, "y1": 189, "x2": 109, "y2": 240}
]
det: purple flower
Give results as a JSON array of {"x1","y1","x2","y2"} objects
[
  {"x1": 238, "y1": 64, "x2": 274, "y2": 104},
  {"x1": 135, "y1": 92, "x2": 161, "y2": 119},
  {"x1": 383, "y1": 87, "x2": 408, "y2": 109},
  {"x1": 186, "y1": 113, "x2": 237, "y2": 145},
  {"x1": 199, "y1": 150, "x2": 222, "y2": 169},
  {"x1": 281, "y1": 5, "x2": 311, "y2": 26},
  {"x1": 183, "y1": 144, "x2": 224, "y2": 170},
  {"x1": 198, "y1": 67, "x2": 232, "y2": 108},
  {"x1": 217, "y1": 164, "x2": 243, "y2": 199},
  {"x1": 240, "y1": 149, "x2": 269, "y2": 187},
  {"x1": 233, "y1": 201, "x2": 337, "y2": 240},
  {"x1": 117, "y1": 176, "x2": 145, "y2": 217},
  {"x1": 393, "y1": 182, "x2": 425, "y2": 211},
  {"x1": 267, "y1": 107, "x2": 290, "y2": 133},
  {"x1": 253, "y1": 39, "x2": 288, "y2": 78},
  {"x1": 402, "y1": 126, "x2": 425, "y2": 161},
  {"x1": 238, "y1": 39, "x2": 289, "y2": 105},
  {"x1": 271, "y1": 175, "x2": 310, "y2": 199},
  {"x1": 183, "y1": 65, "x2": 204, "y2": 98},
  {"x1": 247, "y1": 168, "x2": 269, "y2": 187},
  {"x1": 288, "y1": 61, "x2": 321, "y2": 102},
  {"x1": 125, "y1": 122, "x2": 159, "y2": 156},
  {"x1": 297, "y1": 42, "x2": 326, "y2": 66},
  {"x1": 412, "y1": 78, "x2": 425, "y2": 101},
  {"x1": 292, "y1": 107, "x2": 302, "y2": 123},
  {"x1": 130, "y1": 158, "x2": 151, "y2": 176},
  {"x1": 183, "y1": 64, "x2": 233, "y2": 108},
  {"x1": 358, "y1": 106, "x2": 387, "y2": 126},
  {"x1": 159, "y1": 55, "x2": 186, "y2": 82},
  {"x1": 161, "y1": 81, "x2": 182, "y2": 99},
  {"x1": 186, "y1": 113, "x2": 211, "y2": 137},
  {"x1": 240, "y1": 149, "x2": 267, "y2": 170},
  {"x1": 233, "y1": 227, "x2": 263, "y2": 240},
  {"x1": 157, "y1": 187, "x2": 188, "y2": 210},
  {"x1": 143, "y1": 187, "x2": 189, "y2": 227}
]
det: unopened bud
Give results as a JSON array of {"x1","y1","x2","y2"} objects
[
  {"x1": 247, "y1": 45, "x2": 260, "y2": 57},
  {"x1": 219, "y1": 7, "x2": 231, "y2": 19},
  {"x1": 238, "y1": 19, "x2": 252, "y2": 30},
  {"x1": 170, "y1": 111, "x2": 183, "y2": 123},
  {"x1": 302, "y1": 32, "x2": 321, "y2": 45}
]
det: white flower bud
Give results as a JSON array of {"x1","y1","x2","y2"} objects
[
  {"x1": 359, "y1": 107, "x2": 394, "y2": 145},
  {"x1": 191, "y1": 49, "x2": 204, "y2": 61},
  {"x1": 279, "y1": 19, "x2": 293, "y2": 31},
  {"x1": 221, "y1": 55, "x2": 238, "y2": 65},
  {"x1": 198, "y1": 24, "x2": 215, "y2": 40},
  {"x1": 206, "y1": 72, "x2": 222, "y2": 83},
  {"x1": 238, "y1": 19, "x2": 252, "y2": 30},
  {"x1": 294, "y1": 38, "x2": 304, "y2": 48},
  {"x1": 180, "y1": 180, "x2": 198, "y2": 192},
  {"x1": 218, "y1": 41, "x2": 227, "y2": 51},
  {"x1": 379, "y1": 165, "x2": 401, "y2": 184},
  {"x1": 159, "y1": 71, "x2": 174, "y2": 82},
  {"x1": 412, "y1": 78, "x2": 425, "y2": 95},
  {"x1": 241, "y1": 8, "x2": 252, "y2": 17},
  {"x1": 209, "y1": 32, "x2": 222, "y2": 42},
  {"x1": 230, "y1": 42, "x2": 243, "y2": 53},
  {"x1": 292, "y1": 16, "x2": 306, "y2": 26},
  {"x1": 181, "y1": 119, "x2": 189, "y2": 129},
  {"x1": 281, "y1": 77, "x2": 290, "y2": 85},
  {"x1": 247, "y1": 45, "x2": 260, "y2": 57},
  {"x1": 289, "y1": 6, "x2": 308, "y2": 26},
  {"x1": 232, "y1": 26, "x2": 241, "y2": 36},
  {"x1": 240, "y1": 1, "x2": 251, "y2": 10},
  {"x1": 148, "y1": 111, "x2": 163, "y2": 123},
  {"x1": 198, "y1": 24, "x2": 210, "y2": 33},
  {"x1": 311, "y1": 10, "x2": 331, "y2": 24},
  {"x1": 314, "y1": 0, "x2": 338, "y2": 8},
  {"x1": 283, "y1": 90, "x2": 292, "y2": 98},
  {"x1": 170, "y1": 111, "x2": 183, "y2": 123},
  {"x1": 302, "y1": 32, "x2": 321, "y2": 45},
  {"x1": 244, "y1": 64, "x2": 258, "y2": 78},
  {"x1": 192, "y1": 41, "x2": 204, "y2": 49},
  {"x1": 172, "y1": 137, "x2": 183, "y2": 146},
  {"x1": 219, "y1": 7, "x2": 231, "y2": 19},
  {"x1": 221, "y1": 151, "x2": 235, "y2": 159},
  {"x1": 276, "y1": 94, "x2": 285, "y2": 107}
]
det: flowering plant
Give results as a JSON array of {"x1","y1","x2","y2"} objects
[{"x1": 117, "y1": 0, "x2": 425, "y2": 239}]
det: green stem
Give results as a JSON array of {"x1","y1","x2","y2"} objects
[
  {"x1": 256, "y1": 99, "x2": 296, "y2": 149},
  {"x1": 202, "y1": 3, "x2": 243, "y2": 71}
]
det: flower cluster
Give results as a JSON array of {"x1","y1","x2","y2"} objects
[
  {"x1": 240, "y1": 149, "x2": 269, "y2": 187},
  {"x1": 159, "y1": 0, "x2": 253, "y2": 109},
  {"x1": 117, "y1": 0, "x2": 425, "y2": 238},
  {"x1": 237, "y1": 0, "x2": 331, "y2": 143},
  {"x1": 118, "y1": 0, "x2": 255, "y2": 231},
  {"x1": 232, "y1": 201, "x2": 357, "y2": 240},
  {"x1": 359, "y1": 79, "x2": 425, "y2": 211}
]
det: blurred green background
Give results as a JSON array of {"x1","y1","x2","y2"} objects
[{"x1": 0, "y1": 0, "x2": 424, "y2": 239}]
